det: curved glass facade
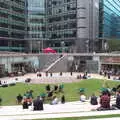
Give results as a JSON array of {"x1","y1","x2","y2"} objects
[{"x1": 99, "y1": 0, "x2": 120, "y2": 39}]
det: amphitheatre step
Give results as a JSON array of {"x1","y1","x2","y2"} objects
[{"x1": 0, "y1": 101, "x2": 119, "y2": 120}]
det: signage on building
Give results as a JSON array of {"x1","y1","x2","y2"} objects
[{"x1": 101, "y1": 57, "x2": 120, "y2": 64}]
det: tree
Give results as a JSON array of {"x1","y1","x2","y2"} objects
[{"x1": 108, "y1": 39, "x2": 120, "y2": 52}]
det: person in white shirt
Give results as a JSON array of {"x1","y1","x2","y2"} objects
[
  {"x1": 51, "y1": 96, "x2": 59, "y2": 105},
  {"x1": 80, "y1": 93, "x2": 86, "y2": 102}
]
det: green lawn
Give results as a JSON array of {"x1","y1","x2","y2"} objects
[{"x1": 0, "y1": 79, "x2": 119, "y2": 106}]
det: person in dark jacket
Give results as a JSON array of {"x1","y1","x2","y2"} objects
[
  {"x1": 33, "y1": 96, "x2": 43, "y2": 111},
  {"x1": 22, "y1": 97, "x2": 28, "y2": 109},
  {"x1": 16, "y1": 94, "x2": 23, "y2": 104},
  {"x1": 61, "y1": 95, "x2": 65, "y2": 104},
  {"x1": 46, "y1": 84, "x2": 50, "y2": 92},
  {"x1": 112, "y1": 91, "x2": 120, "y2": 109},
  {"x1": 90, "y1": 93, "x2": 98, "y2": 105}
]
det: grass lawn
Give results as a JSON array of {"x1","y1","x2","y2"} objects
[{"x1": 0, "y1": 79, "x2": 119, "y2": 106}]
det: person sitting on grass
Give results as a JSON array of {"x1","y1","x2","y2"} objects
[
  {"x1": 82, "y1": 74, "x2": 87, "y2": 79},
  {"x1": 59, "y1": 84, "x2": 64, "y2": 92},
  {"x1": 47, "y1": 90, "x2": 53, "y2": 100},
  {"x1": 90, "y1": 93, "x2": 98, "y2": 105},
  {"x1": 61, "y1": 95, "x2": 65, "y2": 104},
  {"x1": 33, "y1": 96, "x2": 43, "y2": 111},
  {"x1": 40, "y1": 93, "x2": 46, "y2": 102},
  {"x1": 112, "y1": 90, "x2": 120, "y2": 109},
  {"x1": 80, "y1": 93, "x2": 86, "y2": 102},
  {"x1": 50, "y1": 96, "x2": 59, "y2": 105},
  {"x1": 22, "y1": 96, "x2": 28, "y2": 109},
  {"x1": 97, "y1": 91, "x2": 111, "y2": 111},
  {"x1": 46, "y1": 84, "x2": 51, "y2": 92},
  {"x1": 54, "y1": 85, "x2": 58, "y2": 92},
  {"x1": 26, "y1": 96, "x2": 32, "y2": 106},
  {"x1": 16, "y1": 94, "x2": 23, "y2": 104},
  {"x1": 79, "y1": 88, "x2": 86, "y2": 102}
]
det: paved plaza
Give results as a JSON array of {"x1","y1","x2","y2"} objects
[{"x1": 0, "y1": 72, "x2": 110, "y2": 84}]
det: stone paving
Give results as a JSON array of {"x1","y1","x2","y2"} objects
[
  {"x1": 0, "y1": 72, "x2": 109, "y2": 84},
  {"x1": 0, "y1": 100, "x2": 120, "y2": 120}
]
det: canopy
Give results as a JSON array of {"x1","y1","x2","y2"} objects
[{"x1": 43, "y1": 47, "x2": 56, "y2": 53}]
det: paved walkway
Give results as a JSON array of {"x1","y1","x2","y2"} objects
[
  {"x1": 0, "y1": 101, "x2": 120, "y2": 120},
  {"x1": 0, "y1": 72, "x2": 112, "y2": 84}
]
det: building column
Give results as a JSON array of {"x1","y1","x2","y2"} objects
[{"x1": 93, "y1": 56, "x2": 101, "y2": 73}]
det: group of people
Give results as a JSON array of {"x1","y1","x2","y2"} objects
[
  {"x1": 16, "y1": 90, "x2": 33, "y2": 109},
  {"x1": 97, "y1": 89, "x2": 120, "y2": 111},
  {"x1": 36, "y1": 71, "x2": 83, "y2": 78},
  {"x1": 16, "y1": 84, "x2": 65, "y2": 110},
  {"x1": 15, "y1": 82, "x2": 120, "y2": 111},
  {"x1": 100, "y1": 69, "x2": 120, "y2": 80},
  {"x1": 45, "y1": 84, "x2": 65, "y2": 105},
  {"x1": 16, "y1": 90, "x2": 43, "y2": 110},
  {"x1": 79, "y1": 85, "x2": 120, "y2": 111}
]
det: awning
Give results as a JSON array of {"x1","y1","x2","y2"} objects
[{"x1": 43, "y1": 47, "x2": 56, "y2": 53}]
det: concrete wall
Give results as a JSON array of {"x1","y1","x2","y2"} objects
[
  {"x1": 0, "y1": 53, "x2": 119, "y2": 74},
  {"x1": 0, "y1": 54, "x2": 60, "y2": 73}
]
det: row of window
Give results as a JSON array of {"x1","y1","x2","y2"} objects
[
  {"x1": 48, "y1": 30, "x2": 76, "y2": 39},
  {"x1": 47, "y1": 0, "x2": 76, "y2": 7},
  {"x1": 11, "y1": 0, "x2": 25, "y2": 6},
  {"x1": 48, "y1": 22, "x2": 76, "y2": 31},
  {"x1": 12, "y1": 6, "x2": 25, "y2": 14},
  {"x1": 0, "y1": 22, "x2": 25, "y2": 30},
  {"x1": 0, "y1": 30, "x2": 25, "y2": 38},
  {"x1": 0, "y1": 1, "x2": 25, "y2": 9},
  {"x1": 47, "y1": 41, "x2": 73, "y2": 48},
  {"x1": 29, "y1": 33, "x2": 45, "y2": 38},
  {"x1": 29, "y1": 18, "x2": 44, "y2": 24},
  {"x1": 48, "y1": 14, "x2": 76, "y2": 23},
  {"x1": 29, "y1": 26, "x2": 46, "y2": 31},
  {"x1": 47, "y1": 3, "x2": 76, "y2": 15}
]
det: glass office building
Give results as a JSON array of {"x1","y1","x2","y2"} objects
[
  {"x1": 46, "y1": 0, "x2": 99, "y2": 52},
  {"x1": 46, "y1": 0, "x2": 77, "y2": 52},
  {"x1": 99, "y1": 0, "x2": 120, "y2": 39},
  {"x1": 27, "y1": 0, "x2": 46, "y2": 52},
  {"x1": 0, "y1": 0, "x2": 27, "y2": 52}
]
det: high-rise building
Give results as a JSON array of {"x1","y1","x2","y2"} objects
[
  {"x1": 1, "y1": 0, "x2": 119, "y2": 53},
  {"x1": 99, "y1": 0, "x2": 120, "y2": 51},
  {"x1": 0, "y1": 0, "x2": 27, "y2": 52},
  {"x1": 27, "y1": 0, "x2": 46, "y2": 53},
  {"x1": 46, "y1": 0, "x2": 99, "y2": 53}
]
